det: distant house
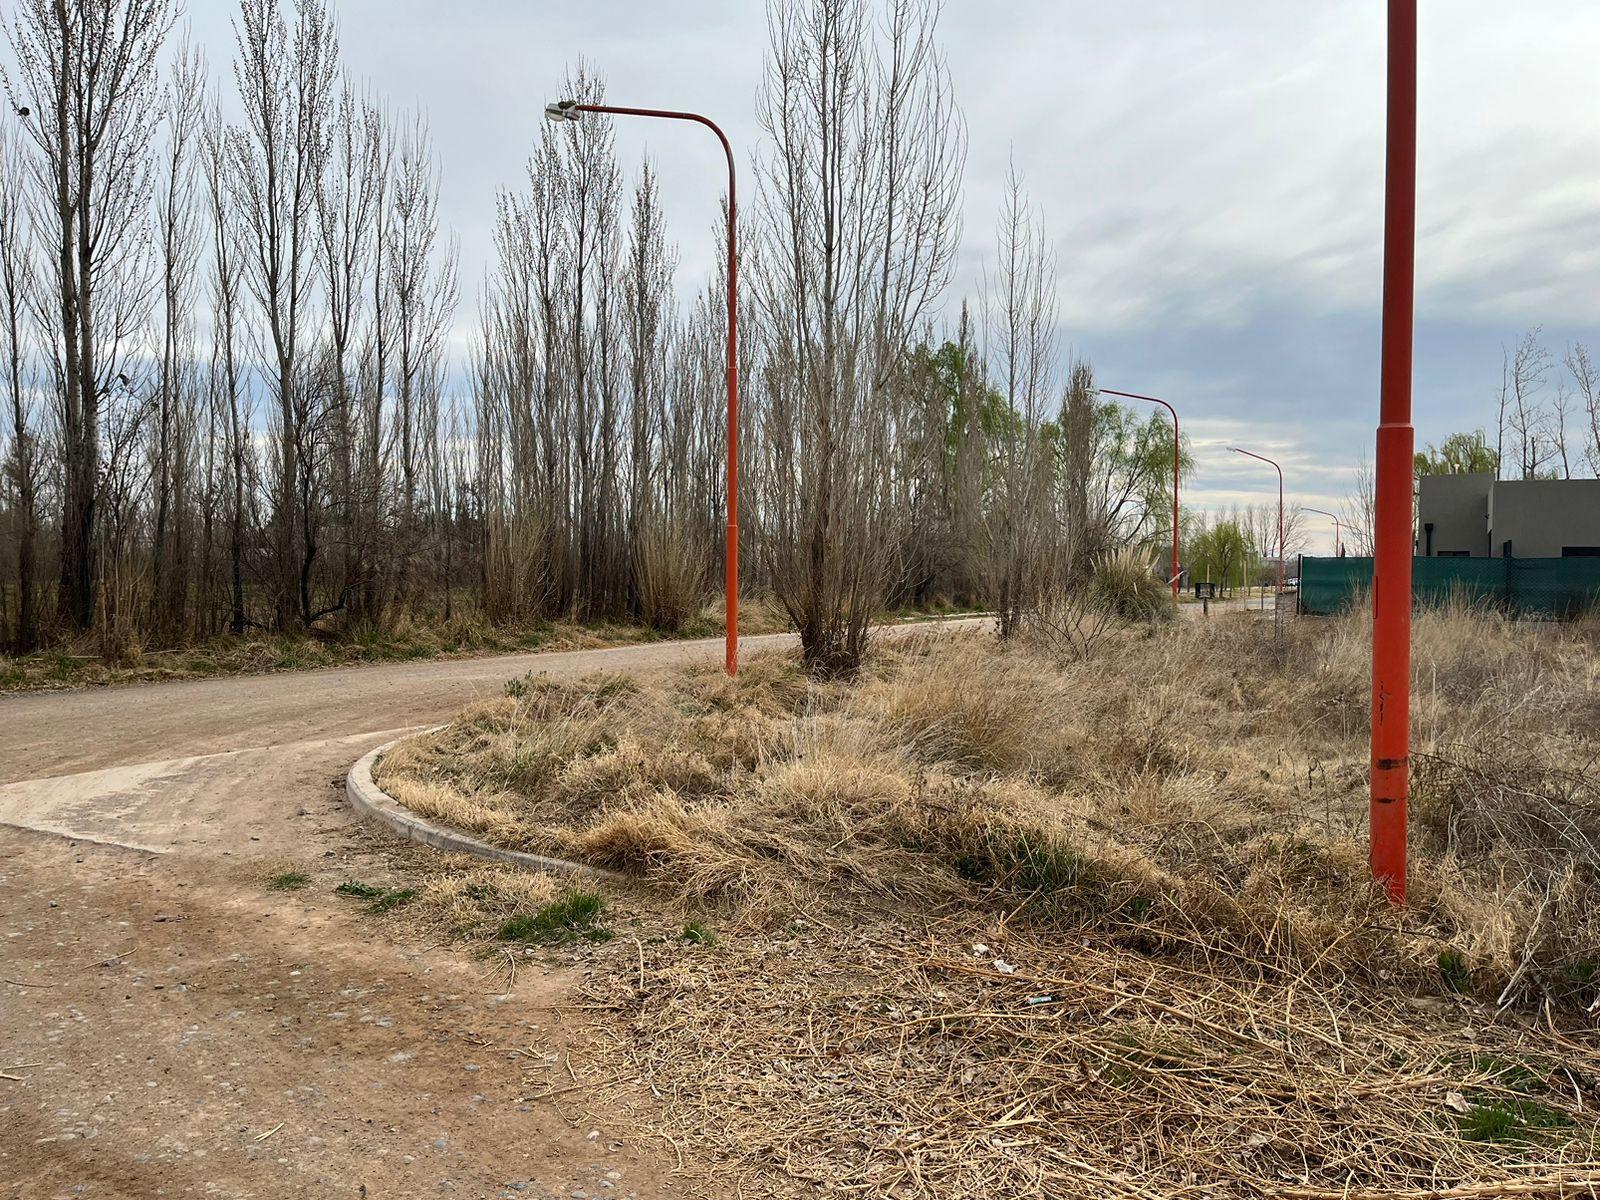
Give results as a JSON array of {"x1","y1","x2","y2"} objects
[{"x1": 1416, "y1": 473, "x2": 1600, "y2": 558}]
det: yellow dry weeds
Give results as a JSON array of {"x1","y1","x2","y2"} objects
[{"x1": 383, "y1": 607, "x2": 1600, "y2": 1197}]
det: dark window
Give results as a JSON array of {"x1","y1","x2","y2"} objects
[
  {"x1": 1562, "y1": 546, "x2": 1600, "y2": 557},
  {"x1": 1436, "y1": 550, "x2": 1470, "y2": 558}
]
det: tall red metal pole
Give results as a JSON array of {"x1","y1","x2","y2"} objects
[
  {"x1": 566, "y1": 103, "x2": 740, "y2": 676},
  {"x1": 1231, "y1": 447, "x2": 1284, "y2": 601},
  {"x1": 1370, "y1": 0, "x2": 1417, "y2": 905},
  {"x1": 1098, "y1": 389, "x2": 1181, "y2": 599}
]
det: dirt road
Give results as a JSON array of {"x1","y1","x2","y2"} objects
[{"x1": 2, "y1": 627, "x2": 932, "y2": 1200}]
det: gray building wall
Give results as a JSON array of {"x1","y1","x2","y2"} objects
[
  {"x1": 1489, "y1": 479, "x2": 1600, "y2": 557},
  {"x1": 1417, "y1": 473, "x2": 1491, "y2": 557}
]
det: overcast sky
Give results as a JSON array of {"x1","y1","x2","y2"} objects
[{"x1": 177, "y1": 0, "x2": 1600, "y2": 553}]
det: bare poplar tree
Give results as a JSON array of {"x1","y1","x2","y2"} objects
[
  {"x1": 384, "y1": 111, "x2": 458, "y2": 608},
  {"x1": 1566, "y1": 341, "x2": 1600, "y2": 478},
  {"x1": 1342, "y1": 452, "x2": 1376, "y2": 556},
  {"x1": 150, "y1": 41, "x2": 205, "y2": 639},
  {"x1": 1503, "y1": 328, "x2": 1553, "y2": 480},
  {"x1": 200, "y1": 91, "x2": 253, "y2": 635},
  {"x1": 1553, "y1": 381, "x2": 1575, "y2": 480},
  {"x1": 980, "y1": 163, "x2": 1057, "y2": 637},
  {"x1": 229, "y1": 0, "x2": 337, "y2": 628},
  {"x1": 0, "y1": 123, "x2": 41, "y2": 651},
  {"x1": 623, "y1": 161, "x2": 708, "y2": 630},
  {"x1": 5, "y1": 0, "x2": 176, "y2": 632},
  {"x1": 752, "y1": 0, "x2": 965, "y2": 675},
  {"x1": 316, "y1": 83, "x2": 382, "y2": 624},
  {"x1": 549, "y1": 66, "x2": 624, "y2": 619}
]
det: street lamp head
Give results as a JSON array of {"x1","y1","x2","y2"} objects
[{"x1": 543, "y1": 100, "x2": 582, "y2": 123}]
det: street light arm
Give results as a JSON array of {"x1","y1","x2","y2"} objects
[
  {"x1": 1098, "y1": 387, "x2": 1176, "y2": 426},
  {"x1": 563, "y1": 102, "x2": 735, "y2": 169},
  {"x1": 1303, "y1": 507, "x2": 1346, "y2": 557}
]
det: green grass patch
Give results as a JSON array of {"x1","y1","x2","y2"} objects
[
  {"x1": 1456, "y1": 1098, "x2": 1574, "y2": 1144},
  {"x1": 1443, "y1": 1052, "x2": 1554, "y2": 1096},
  {"x1": 1436, "y1": 1052, "x2": 1575, "y2": 1146},
  {"x1": 1437, "y1": 948, "x2": 1471, "y2": 993},
  {"x1": 495, "y1": 890, "x2": 610, "y2": 946},
  {"x1": 268, "y1": 870, "x2": 311, "y2": 892},
  {"x1": 680, "y1": 921, "x2": 717, "y2": 946},
  {"x1": 334, "y1": 879, "x2": 418, "y2": 913},
  {"x1": 365, "y1": 887, "x2": 418, "y2": 914}
]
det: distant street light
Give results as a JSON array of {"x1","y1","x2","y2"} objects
[
  {"x1": 1303, "y1": 506, "x2": 1346, "y2": 557},
  {"x1": 1370, "y1": 0, "x2": 1418, "y2": 906},
  {"x1": 1230, "y1": 447, "x2": 1284, "y2": 603},
  {"x1": 545, "y1": 98, "x2": 741, "y2": 676},
  {"x1": 1098, "y1": 389, "x2": 1181, "y2": 600}
]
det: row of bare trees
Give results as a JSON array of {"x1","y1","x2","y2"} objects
[
  {"x1": 1496, "y1": 327, "x2": 1600, "y2": 482},
  {"x1": 0, "y1": 0, "x2": 1177, "y2": 675},
  {"x1": 0, "y1": 0, "x2": 460, "y2": 655}
]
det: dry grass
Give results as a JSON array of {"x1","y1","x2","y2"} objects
[
  {"x1": 569, "y1": 920, "x2": 1600, "y2": 1199},
  {"x1": 381, "y1": 607, "x2": 1600, "y2": 1197},
  {"x1": 0, "y1": 597, "x2": 796, "y2": 694}
]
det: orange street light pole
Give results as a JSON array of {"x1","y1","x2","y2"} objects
[
  {"x1": 1098, "y1": 389, "x2": 1181, "y2": 599},
  {"x1": 1370, "y1": 0, "x2": 1418, "y2": 905},
  {"x1": 545, "y1": 99, "x2": 741, "y2": 676},
  {"x1": 1231, "y1": 447, "x2": 1284, "y2": 601}
]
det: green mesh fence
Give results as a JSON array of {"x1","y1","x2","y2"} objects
[{"x1": 1299, "y1": 556, "x2": 1600, "y2": 618}]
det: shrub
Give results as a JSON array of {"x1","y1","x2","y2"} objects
[{"x1": 1085, "y1": 548, "x2": 1176, "y2": 625}]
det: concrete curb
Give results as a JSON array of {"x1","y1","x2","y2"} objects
[
  {"x1": 343, "y1": 615, "x2": 998, "y2": 882},
  {"x1": 345, "y1": 734, "x2": 625, "y2": 884}
]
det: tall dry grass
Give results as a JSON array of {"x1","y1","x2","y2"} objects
[
  {"x1": 382, "y1": 605, "x2": 1600, "y2": 1007},
  {"x1": 383, "y1": 608, "x2": 1600, "y2": 1197}
]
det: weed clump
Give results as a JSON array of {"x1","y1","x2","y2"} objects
[
  {"x1": 680, "y1": 921, "x2": 717, "y2": 946},
  {"x1": 1456, "y1": 1098, "x2": 1575, "y2": 1145},
  {"x1": 495, "y1": 890, "x2": 610, "y2": 945},
  {"x1": 335, "y1": 879, "x2": 417, "y2": 914}
]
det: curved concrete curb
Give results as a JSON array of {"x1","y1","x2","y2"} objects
[{"x1": 345, "y1": 734, "x2": 625, "y2": 884}]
